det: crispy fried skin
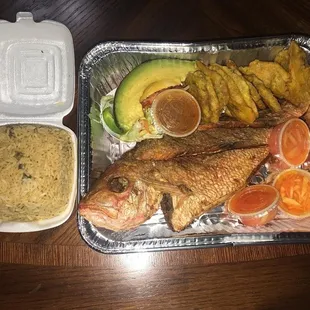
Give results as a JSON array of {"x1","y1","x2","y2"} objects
[
  {"x1": 161, "y1": 147, "x2": 269, "y2": 231},
  {"x1": 127, "y1": 127, "x2": 270, "y2": 161}
]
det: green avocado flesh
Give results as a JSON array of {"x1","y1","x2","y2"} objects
[
  {"x1": 102, "y1": 108, "x2": 123, "y2": 134},
  {"x1": 114, "y1": 59, "x2": 196, "y2": 132}
]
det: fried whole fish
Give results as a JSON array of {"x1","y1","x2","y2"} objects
[
  {"x1": 126, "y1": 127, "x2": 270, "y2": 161},
  {"x1": 79, "y1": 146, "x2": 269, "y2": 232}
]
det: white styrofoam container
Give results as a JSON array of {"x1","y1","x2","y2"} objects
[{"x1": 0, "y1": 12, "x2": 77, "y2": 232}]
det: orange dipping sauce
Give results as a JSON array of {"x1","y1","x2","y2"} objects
[
  {"x1": 152, "y1": 89, "x2": 201, "y2": 137},
  {"x1": 273, "y1": 169, "x2": 310, "y2": 218},
  {"x1": 227, "y1": 185, "x2": 279, "y2": 226},
  {"x1": 269, "y1": 118, "x2": 310, "y2": 167}
]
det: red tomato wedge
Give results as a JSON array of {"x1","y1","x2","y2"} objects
[
  {"x1": 227, "y1": 185, "x2": 279, "y2": 226},
  {"x1": 273, "y1": 169, "x2": 310, "y2": 218},
  {"x1": 269, "y1": 118, "x2": 310, "y2": 167}
]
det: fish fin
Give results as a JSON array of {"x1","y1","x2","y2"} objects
[
  {"x1": 161, "y1": 193, "x2": 175, "y2": 230},
  {"x1": 246, "y1": 152, "x2": 271, "y2": 184}
]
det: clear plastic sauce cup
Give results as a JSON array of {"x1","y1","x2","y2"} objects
[
  {"x1": 273, "y1": 168, "x2": 310, "y2": 219},
  {"x1": 227, "y1": 184, "x2": 280, "y2": 226},
  {"x1": 151, "y1": 89, "x2": 201, "y2": 137},
  {"x1": 268, "y1": 118, "x2": 310, "y2": 168}
]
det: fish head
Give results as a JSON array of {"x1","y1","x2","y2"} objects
[{"x1": 79, "y1": 162, "x2": 161, "y2": 231}]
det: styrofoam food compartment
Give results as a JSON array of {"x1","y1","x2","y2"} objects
[{"x1": 0, "y1": 12, "x2": 76, "y2": 232}]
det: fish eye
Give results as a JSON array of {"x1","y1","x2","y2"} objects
[{"x1": 108, "y1": 177, "x2": 129, "y2": 193}]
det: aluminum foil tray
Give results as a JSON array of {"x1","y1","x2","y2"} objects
[{"x1": 78, "y1": 35, "x2": 310, "y2": 254}]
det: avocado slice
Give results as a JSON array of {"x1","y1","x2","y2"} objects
[
  {"x1": 114, "y1": 59, "x2": 196, "y2": 132},
  {"x1": 102, "y1": 107, "x2": 123, "y2": 135}
]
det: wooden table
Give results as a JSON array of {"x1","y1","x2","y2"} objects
[{"x1": 2, "y1": 0, "x2": 310, "y2": 309}]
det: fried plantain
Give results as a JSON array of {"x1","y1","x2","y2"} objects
[
  {"x1": 241, "y1": 60, "x2": 290, "y2": 99},
  {"x1": 209, "y1": 64, "x2": 258, "y2": 124},
  {"x1": 224, "y1": 106, "x2": 233, "y2": 117},
  {"x1": 226, "y1": 60, "x2": 266, "y2": 110},
  {"x1": 288, "y1": 41, "x2": 307, "y2": 71},
  {"x1": 275, "y1": 48, "x2": 289, "y2": 71},
  {"x1": 218, "y1": 65, "x2": 259, "y2": 117},
  {"x1": 203, "y1": 73, "x2": 223, "y2": 123},
  {"x1": 246, "y1": 80, "x2": 266, "y2": 110},
  {"x1": 185, "y1": 70, "x2": 222, "y2": 123},
  {"x1": 185, "y1": 71, "x2": 211, "y2": 122},
  {"x1": 196, "y1": 61, "x2": 229, "y2": 112},
  {"x1": 286, "y1": 41, "x2": 310, "y2": 106},
  {"x1": 240, "y1": 70, "x2": 281, "y2": 112}
]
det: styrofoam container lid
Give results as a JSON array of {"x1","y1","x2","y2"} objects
[
  {"x1": 0, "y1": 12, "x2": 74, "y2": 119},
  {"x1": 0, "y1": 12, "x2": 76, "y2": 232}
]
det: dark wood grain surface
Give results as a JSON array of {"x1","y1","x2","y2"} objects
[{"x1": 2, "y1": 0, "x2": 310, "y2": 309}]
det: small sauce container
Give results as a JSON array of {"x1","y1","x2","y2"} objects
[
  {"x1": 268, "y1": 118, "x2": 310, "y2": 168},
  {"x1": 227, "y1": 184, "x2": 280, "y2": 226},
  {"x1": 151, "y1": 89, "x2": 201, "y2": 137},
  {"x1": 273, "y1": 168, "x2": 310, "y2": 219}
]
